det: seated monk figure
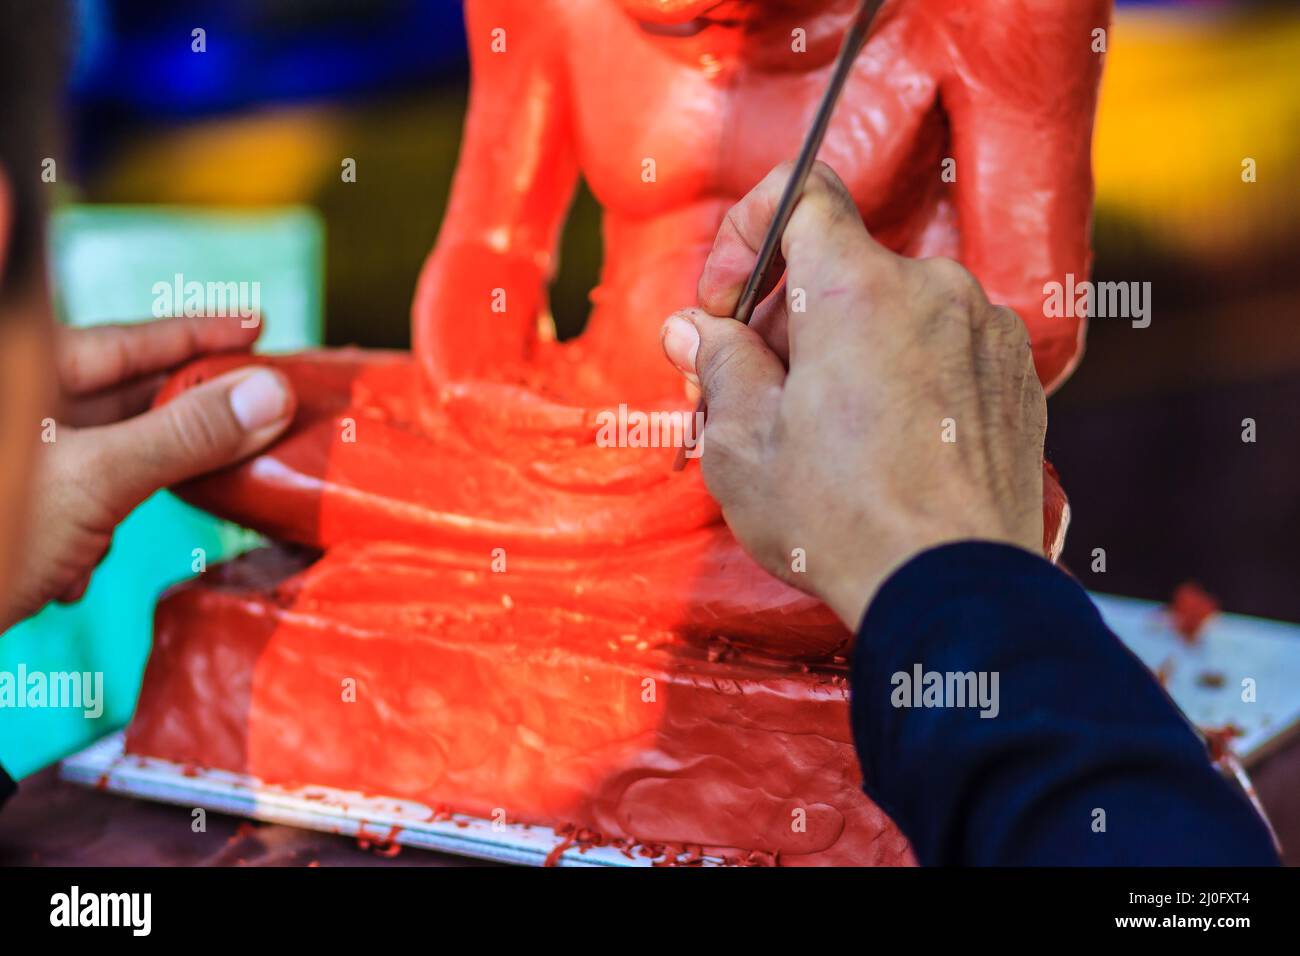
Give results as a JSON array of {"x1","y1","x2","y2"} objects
[{"x1": 155, "y1": 0, "x2": 1108, "y2": 659}]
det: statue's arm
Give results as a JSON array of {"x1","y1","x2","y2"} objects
[
  {"x1": 939, "y1": 0, "x2": 1112, "y2": 392},
  {"x1": 413, "y1": 0, "x2": 580, "y2": 384}
]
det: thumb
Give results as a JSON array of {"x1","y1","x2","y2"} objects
[
  {"x1": 662, "y1": 308, "x2": 785, "y2": 426},
  {"x1": 87, "y1": 366, "x2": 295, "y2": 517}
]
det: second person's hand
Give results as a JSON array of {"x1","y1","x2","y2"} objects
[{"x1": 0, "y1": 315, "x2": 295, "y2": 631}]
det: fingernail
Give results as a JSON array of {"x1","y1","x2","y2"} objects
[
  {"x1": 229, "y1": 369, "x2": 289, "y2": 430},
  {"x1": 662, "y1": 313, "x2": 701, "y2": 385}
]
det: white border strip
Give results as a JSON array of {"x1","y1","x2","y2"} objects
[{"x1": 60, "y1": 732, "x2": 649, "y2": 867}]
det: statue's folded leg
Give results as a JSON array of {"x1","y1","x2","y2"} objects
[
  {"x1": 155, "y1": 351, "x2": 722, "y2": 553},
  {"x1": 154, "y1": 349, "x2": 1068, "y2": 661}
]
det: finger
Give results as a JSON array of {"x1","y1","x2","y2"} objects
[
  {"x1": 700, "y1": 162, "x2": 897, "y2": 366},
  {"x1": 748, "y1": 281, "x2": 790, "y2": 365},
  {"x1": 780, "y1": 160, "x2": 869, "y2": 257},
  {"x1": 84, "y1": 365, "x2": 294, "y2": 518},
  {"x1": 699, "y1": 161, "x2": 871, "y2": 312},
  {"x1": 787, "y1": 177, "x2": 918, "y2": 377},
  {"x1": 56, "y1": 314, "x2": 262, "y2": 396},
  {"x1": 64, "y1": 373, "x2": 168, "y2": 427},
  {"x1": 697, "y1": 162, "x2": 794, "y2": 317},
  {"x1": 662, "y1": 307, "x2": 785, "y2": 430}
]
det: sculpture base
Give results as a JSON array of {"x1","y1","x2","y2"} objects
[{"x1": 124, "y1": 544, "x2": 913, "y2": 866}]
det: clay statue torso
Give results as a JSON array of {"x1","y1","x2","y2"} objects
[
  {"x1": 572, "y1": 2, "x2": 947, "y2": 397},
  {"x1": 158, "y1": 0, "x2": 1104, "y2": 656},
  {"x1": 414, "y1": 0, "x2": 1107, "y2": 402}
]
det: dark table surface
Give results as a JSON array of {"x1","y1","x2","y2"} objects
[
  {"x1": 2, "y1": 737, "x2": 1297, "y2": 866},
  {"x1": 0, "y1": 764, "x2": 493, "y2": 867}
]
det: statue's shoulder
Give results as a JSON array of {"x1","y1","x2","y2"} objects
[
  {"x1": 928, "y1": 0, "x2": 1113, "y2": 44},
  {"x1": 924, "y1": 0, "x2": 1112, "y2": 102}
]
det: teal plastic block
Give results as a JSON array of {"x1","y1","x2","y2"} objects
[{"x1": 0, "y1": 205, "x2": 323, "y2": 778}]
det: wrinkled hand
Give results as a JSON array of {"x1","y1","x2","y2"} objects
[
  {"x1": 1, "y1": 315, "x2": 295, "y2": 631},
  {"x1": 661, "y1": 162, "x2": 1045, "y2": 630}
]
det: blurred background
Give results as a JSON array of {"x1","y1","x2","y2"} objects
[{"x1": 2, "y1": 0, "x2": 1298, "y2": 776}]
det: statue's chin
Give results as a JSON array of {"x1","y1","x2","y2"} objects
[{"x1": 617, "y1": 0, "x2": 732, "y2": 26}]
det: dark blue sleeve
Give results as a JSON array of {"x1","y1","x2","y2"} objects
[{"x1": 850, "y1": 542, "x2": 1279, "y2": 866}]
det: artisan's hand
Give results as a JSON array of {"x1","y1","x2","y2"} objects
[
  {"x1": 661, "y1": 162, "x2": 1045, "y2": 630},
  {"x1": 0, "y1": 315, "x2": 295, "y2": 631}
]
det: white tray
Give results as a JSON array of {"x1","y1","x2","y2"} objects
[
  {"x1": 59, "y1": 732, "x2": 663, "y2": 867},
  {"x1": 1091, "y1": 593, "x2": 1300, "y2": 764}
]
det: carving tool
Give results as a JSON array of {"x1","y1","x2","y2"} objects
[{"x1": 673, "y1": 0, "x2": 886, "y2": 471}]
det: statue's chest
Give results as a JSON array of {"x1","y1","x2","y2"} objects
[{"x1": 570, "y1": 32, "x2": 945, "y2": 224}]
